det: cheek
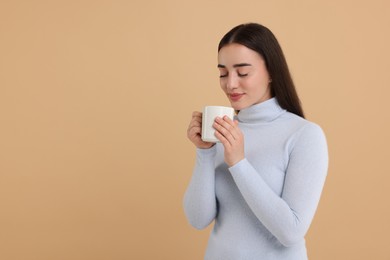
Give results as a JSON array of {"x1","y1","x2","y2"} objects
[
  {"x1": 220, "y1": 80, "x2": 227, "y2": 91},
  {"x1": 252, "y1": 75, "x2": 269, "y2": 88}
]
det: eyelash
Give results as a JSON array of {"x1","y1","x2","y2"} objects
[{"x1": 220, "y1": 73, "x2": 248, "y2": 78}]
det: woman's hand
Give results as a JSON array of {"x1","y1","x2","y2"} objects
[
  {"x1": 187, "y1": 111, "x2": 215, "y2": 149},
  {"x1": 213, "y1": 116, "x2": 245, "y2": 167}
]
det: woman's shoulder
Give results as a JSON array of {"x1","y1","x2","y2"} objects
[{"x1": 280, "y1": 111, "x2": 326, "y2": 141}]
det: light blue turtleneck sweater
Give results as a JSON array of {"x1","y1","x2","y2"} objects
[{"x1": 183, "y1": 98, "x2": 328, "y2": 259}]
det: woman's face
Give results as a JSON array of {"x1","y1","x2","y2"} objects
[{"x1": 218, "y1": 43, "x2": 272, "y2": 111}]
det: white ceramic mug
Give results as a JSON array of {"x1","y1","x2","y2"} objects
[{"x1": 201, "y1": 106, "x2": 235, "y2": 143}]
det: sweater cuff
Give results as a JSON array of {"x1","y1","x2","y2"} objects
[
  {"x1": 228, "y1": 158, "x2": 250, "y2": 175},
  {"x1": 196, "y1": 146, "x2": 217, "y2": 160}
]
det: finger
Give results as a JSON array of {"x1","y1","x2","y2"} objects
[
  {"x1": 217, "y1": 116, "x2": 236, "y2": 129},
  {"x1": 222, "y1": 116, "x2": 237, "y2": 127},
  {"x1": 188, "y1": 113, "x2": 202, "y2": 130},
  {"x1": 214, "y1": 129, "x2": 232, "y2": 149},
  {"x1": 222, "y1": 117, "x2": 241, "y2": 138},
  {"x1": 192, "y1": 111, "x2": 202, "y2": 119},
  {"x1": 213, "y1": 120, "x2": 236, "y2": 144},
  {"x1": 189, "y1": 118, "x2": 201, "y2": 127},
  {"x1": 187, "y1": 126, "x2": 202, "y2": 138},
  {"x1": 191, "y1": 114, "x2": 202, "y2": 124},
  {"x1": 187, "y1": 121, "x2": 201, "y2": 134},
  {"x1": 214, "y1": 117, "x2": 238, "y2": 140}
]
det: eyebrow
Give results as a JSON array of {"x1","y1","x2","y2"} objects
[{"x1": 217, "y1": 63, "x2": 252, "y2": 68}]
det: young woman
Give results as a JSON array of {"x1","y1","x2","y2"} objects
[{"x1": 184, "y1": 23, "x2": 328, "y2": 259}]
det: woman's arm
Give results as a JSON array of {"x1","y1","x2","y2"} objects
[
  {"x1": 183, "y1": 147, "x2": 218, "y2": 230},
  {"x1": 229, "y1": 123, "x2": 328, "y2": 247}
]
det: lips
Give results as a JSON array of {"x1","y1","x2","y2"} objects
[{"x1": 229, "y1": 93, "x2": 244, "y2": 102}]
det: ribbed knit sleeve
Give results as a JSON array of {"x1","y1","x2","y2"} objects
[
  {"x1": 229, "y1": 123, "x2": 328, "y2": 247},
  {"x1": 183, "y1": 147, "x2": 217, "y2": 230}
]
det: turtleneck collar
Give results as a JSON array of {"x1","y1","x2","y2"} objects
[{"x1": 236, "y1": 97, "x2": 286, "y2": 124}]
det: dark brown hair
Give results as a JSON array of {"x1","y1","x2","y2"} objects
[{"x1": 218, "y1": 23, "x2": 305, "y2": 118}]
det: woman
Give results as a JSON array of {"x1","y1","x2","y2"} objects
[{"x1": 184, "y1": 23, "x2": 328, "y2": 259}]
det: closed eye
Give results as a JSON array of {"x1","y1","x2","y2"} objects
[{"x1": 238, "y1": 73, "x2": 248, "y2": 77}]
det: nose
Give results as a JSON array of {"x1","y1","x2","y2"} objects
[{"x1": 226, "y1": 74, "x2": 238, "y2": 90}]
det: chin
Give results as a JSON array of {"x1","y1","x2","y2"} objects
[{"x1": 231, "y1": 103, "x2": 248, "y2": 111}]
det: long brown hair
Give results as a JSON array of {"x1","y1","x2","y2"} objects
[{"x1": 218, "y1": 23, "x2": 305, "y2": 118}]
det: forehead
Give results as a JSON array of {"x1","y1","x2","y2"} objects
[{"x1": 218, "y1": 43, "x2": 264, "y2": 66}]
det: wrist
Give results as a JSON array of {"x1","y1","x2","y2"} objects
[
  {"x1": 197, "y1": 143, "x2": 215, "y2": 149},
  {"x1": 227, "y1": 156, "x2": 245, "y2": 167}
]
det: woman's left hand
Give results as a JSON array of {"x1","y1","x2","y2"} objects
[{"x1": 213, "y1": 116, "x2": 245, "y2": 167}]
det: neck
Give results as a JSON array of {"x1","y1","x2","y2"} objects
[{"x1": 236, "y1": 98, "x2": 286, "y2": 123}]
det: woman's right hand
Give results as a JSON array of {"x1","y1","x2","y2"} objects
[{"x1": 187, "y1": 111, "x2": 215, "y2": 149}]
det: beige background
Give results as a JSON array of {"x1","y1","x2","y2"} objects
[{"x1": 1, "y1": 0, "x2": 389, "y2": 259}]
